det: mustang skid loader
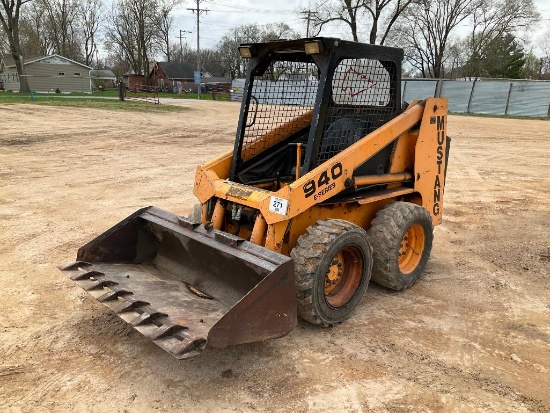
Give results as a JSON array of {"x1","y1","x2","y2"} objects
[{"x1": 61, "y1": 38, "x2": 450, "y2": 359}]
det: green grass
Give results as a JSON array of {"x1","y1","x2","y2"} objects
[
  {"x1": 91, "y1": 88, "x2": 213, "y2": 100},
  {"x1": 0, "y1": 93, "x2": 190, "y2": 112}
]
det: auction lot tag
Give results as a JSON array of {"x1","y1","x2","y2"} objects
[{"x1": 268, "y1": 196, "x2": 289, "y2": 215}]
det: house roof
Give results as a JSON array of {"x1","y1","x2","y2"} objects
[
  {"x1": 155, "y1": 61, "x2": 195, "y2": 79},
  {"x1": 203, "y1": 77, "x2": 231, "y2": 84},
  {"x1": 25, "y1": 54, "x2": 92, "y2": 69},
  {"x1": 2, "y1": 54, "x2": 91, "y2": 71},
  {"x1": 2, "y1": 54, "x2": 47, "y2": 71},
  {"x1": 90, "y1": 69, "x2": 117, "y2": 79}
]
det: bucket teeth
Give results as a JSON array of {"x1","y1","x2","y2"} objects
[
  {"x1": 130, "y1": 310, "x2": 168, "y2": 326},
  {"x1": 85, "y1": 279, "x2": 118, "y2": 291},
  {"x1": 60, "y1": 206, "x2": 296, "y2": 359},
  {"x1": 61, "y1": 262, "x2": 211, "y2": 358},
  {"x1": 149, "y1": 324, "x2": 187, "y2": 340},
  {"x1": 97, "y1": 288, "x2": 132, "y2": 302},
  {"x1": 177, "y1": 216, "x2": 198, "y2": 230},
  {"x1": 163, "y1": 337, "x2": 207, "y2": 357},
  {"x1": 59, "y1": 261, "x2": 91, "y2": 271},
  {"x1": 70, "y1": 270, "x2": 105, "y2": 281},
  {"x1": 113, "y1": 299, "x2": 149, "y2": 314}
]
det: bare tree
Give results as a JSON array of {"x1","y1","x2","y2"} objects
[
  {"x1": 105, "y1": 50, "x2": 130, "y2": 79},
  {"x1": 80, "y1": 0, "x2": 102, "y2": 67},
  {"x1": 40, "y1": 0, "x2": 81, "y2": 60},
  {"x1": 19, "y1": 1, "x2": 55, "y2": 57},
  {"x1": 537, "y1": 26, "x2": 550, "y2": 79},
  {"x1": 308, "y1": 0, "x2": 414, "y2": 44},
  {"x1": 216, "y1": 23, "x2": 299, "y2": 79},
  {"x1": 107, "y1": 0, "x2": 179, "y2": 75},
  {"x1": 311, "y1": 0, "x2": 363, "y2": 42},
  {"x1": 364, "y1": 0, "x2": 416, "y2": 44},
  {"x1": 444, "y1": 41, "x2": 468, "y2": 79},
  {"x1": 156, "y1": 0, "x2": 180, "y2": 62},
  {"x1": 215, "y1": 34, "x2": 240, "y2": 78},
  {"x1": 0, "y1": 0, "x2": 31, "y2": 92},
  {"x1": 171, "y1": 40, "x2": 195, "y2": 64},
  {"x1": 0, "y1": 30, "x2": 8, "y2": 54},
  {"x1": 106, "y1": 0, "x2": 160, "y2": 77},
  {"x1": 391, "y1": 0, "x2": 478, "y2": 78},
  {"x1": 200, "y1": 48, "x2": 223, "y2": 75},
  {"x1": 521, "y1": 50, "x2": 541, "y2": 79},
  {"x1": 18, "y1": 0, "x2": 101, "y2": 64}
]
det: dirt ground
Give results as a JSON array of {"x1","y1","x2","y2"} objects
[{"x1": 0, "y1": 100, "x2": 548, "y2": 413}]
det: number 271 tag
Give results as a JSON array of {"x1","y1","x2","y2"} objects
[{"x1": 268, "y1": 196, "x2": 289, "y2": 216}]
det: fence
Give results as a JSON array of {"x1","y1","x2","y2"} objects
[
  {"x1": 124, "y1": 84, "x2": 160, "y2": 104},
  {"x1": 231, "y1": 78, "x2": 550, "y2": 117},
  {"x1": 403, "y1": 79, "x2": 550, "y2": 117}
]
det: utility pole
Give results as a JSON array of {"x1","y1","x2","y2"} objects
[
  {"x1": 188, "y1": 0, "x2": 208, "y2": 99},
  {"x1": 300, "y1": 10, "x2": 318, "y2": 37},
  {"x1": 177, "y1": 30, "x2": 191, "y2": 61}
]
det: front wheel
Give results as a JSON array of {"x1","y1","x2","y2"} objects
[
  {"x1": 367, "y1": 202, "x2": 434, "y2": 291},
  {"x1": 291, "y1": 219, "x2": 373, "y2": 327}
]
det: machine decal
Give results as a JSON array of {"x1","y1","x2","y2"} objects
[
  {"x1": 332, "y1": 59, "x2": 391, "y2": 106},
  {"x1": 341, "y1": 67, "x2": 377, "y2": 97},
  {"x1": 303, "y1": 162, "x2": 343, "y2": 198},
  {"x1": 269, "y1": 196, "x2": 289, "y2": 215},
  {"x1": 314, "y1": 183, "x2": 336, "y2": 200},
  {"x1": 227, "y1": 184, "x2": 254, "y2": 200},
  {"x1": 432, "y1": 115, "x2": 446, "y2": 216}
]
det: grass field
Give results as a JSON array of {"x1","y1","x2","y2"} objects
[
  {"x1": 0, "y1": 88, "x2": 212, "y2": 99},
  {"x1": 0, "y1": 92, "x2": 191, "y2": 112}
]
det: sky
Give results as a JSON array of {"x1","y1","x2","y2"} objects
[
  {"x1": 171, "y1": 0, "x2": 311, "y2": 49},
  {"x1": 169, "y1": 0, "x2": 550, "y2": 52}
]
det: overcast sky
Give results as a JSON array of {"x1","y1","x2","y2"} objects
[{"x1": 169, "y1": 0, "x2": 549, "y2": 52}]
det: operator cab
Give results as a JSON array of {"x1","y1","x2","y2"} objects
[{"x1": 230, "y1": 38, "x2": 404, "y2": 192}]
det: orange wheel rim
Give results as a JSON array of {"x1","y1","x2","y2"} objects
[
  {"x1": 324, "y1": 247, "x2": 363, "y2": 308},
  {"x1": 398, "y1": 224, "x2": 425, "y2": 274}
]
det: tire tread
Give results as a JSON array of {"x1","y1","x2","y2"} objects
[
  {"x1": 291, "y1": 219, "x2": 372, "y2": 326},
  {"x1": 368, "y1": 202, "x2": 433, "y2": 291}
]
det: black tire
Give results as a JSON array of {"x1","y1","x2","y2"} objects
[
  {"x1": 290, "y1": 219, "x2": 373, "y2": 327},
  {"x1": 367, "y1": 202, "x2": 433, "y2": 291}
]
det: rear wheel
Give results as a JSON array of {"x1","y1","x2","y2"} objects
[
  {"x1": 291, "y1": 219, "x2": 372, "y2": 327},
  {"x1": 367, "y1": 202, "x2": 433, "y2": 291}
]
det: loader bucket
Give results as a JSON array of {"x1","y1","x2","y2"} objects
[{"x1": 60, "y1": 206, "x2": 296, "y2": 359}]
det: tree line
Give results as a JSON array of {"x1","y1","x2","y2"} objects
[{"x1": 1, "y1": 0, "x2": 549, "y2": 93}]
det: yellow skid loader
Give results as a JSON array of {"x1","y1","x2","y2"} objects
[{"x1": 61, "y1": 38, "x2": 450, "y2": 359}]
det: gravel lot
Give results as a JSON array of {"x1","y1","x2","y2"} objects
[{"x1": 0, "y1": 101, "x2": 548, "y2": 412}]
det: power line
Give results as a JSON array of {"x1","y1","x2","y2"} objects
[
  {"x1": 206, "y1": 1, "x2": 295, "y2": 14},
  {"x1": 176, "y1": 30, "x2": 192, "y2": 59},
  {"x1": 203, "y1": 9, "x2": 295, "y2": 14},
  {"x1": 188, "y1": 0, "x2": 209, "y2": 99},
  {"x1": 300, "y1": 10, "x2": 318, "y2": 37}
]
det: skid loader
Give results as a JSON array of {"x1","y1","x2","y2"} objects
[{"x1": 61, "y1": 38, "x2": 450, "y2": 359}]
